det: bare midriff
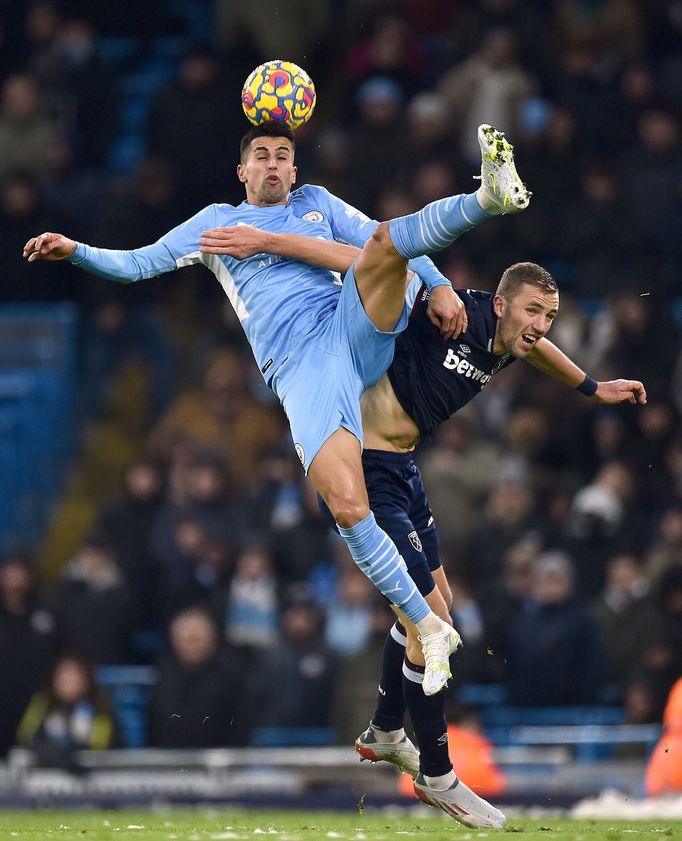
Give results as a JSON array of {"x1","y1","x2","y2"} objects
[{"x1": 361, "y1": 374, "x2": 421, "y2": 452}]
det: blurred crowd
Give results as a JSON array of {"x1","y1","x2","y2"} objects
[{"x1": 1, "y1": 0, "x2": 681, "y2": 758}]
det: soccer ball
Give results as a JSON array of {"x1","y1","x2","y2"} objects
[{"x1": 241, "y1": 60, "x2": 316, "y2": 130}]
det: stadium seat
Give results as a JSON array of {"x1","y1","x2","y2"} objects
[{"x1": 250, "y1": 727, "x2": 335, "y2": 748}]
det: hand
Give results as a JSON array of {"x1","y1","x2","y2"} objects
[
  {"x1": 23, "y1": 232, "x2": 77, "y2": 262},
  {"x1": 199, "y1": 226, "x2": 268, "y2": 259},
  {"x1": 594, "y1": 379, "x2": 647, "y2": 405},
  {"x1": 427, "y1": 284, "x2": 468, "y2": 340}
]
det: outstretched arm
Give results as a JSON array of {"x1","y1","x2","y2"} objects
[
  {"x1": 23, "y1": 232, "x2": 176, "y2": 283},
  {"x1": 526, "y1": 338, "x2": 647, "y2": 405},
  {"x1": 199, "y1": 226, "x2": 360, "y2": 273},
  {"x1": 22, "y1": 206, "x2": 218, "y2": 283}
]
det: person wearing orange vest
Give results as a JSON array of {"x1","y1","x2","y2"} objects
[{"x1": 645, "y1": 676, "x2": 682, "y2": 795}]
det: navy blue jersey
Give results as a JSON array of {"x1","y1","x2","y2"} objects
[{"x1": 388, "y1": 286, "x2": 515, "y2": 438}]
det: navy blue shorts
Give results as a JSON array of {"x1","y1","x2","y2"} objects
[{"x1": 362, "y1": 449, "x2": 441, "y2": 596}]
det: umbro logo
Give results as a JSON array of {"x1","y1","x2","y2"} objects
[{"x1": 459, "y1": 344, "x2": 471, "y2": 354}]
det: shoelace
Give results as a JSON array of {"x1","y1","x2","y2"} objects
[{"x1": 419, "y1": 631, "x2": 452, "y2": 672}]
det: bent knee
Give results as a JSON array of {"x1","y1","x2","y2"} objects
[
  {"x1": 367, "y1": 221, "x2": 399, "y2": 259},
  {"x1": 330, "y1": 497, "x2": 370, "y2": 529}
]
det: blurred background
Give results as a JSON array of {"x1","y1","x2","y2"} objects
[{"x1": 0, "y1": 0, "x2": 681, "y2": 810}]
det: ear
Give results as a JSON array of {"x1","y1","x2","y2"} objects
[
  {"x1": 492, "y1": 294, "x2": 505, "y2": 318},
  {"x1": 237, "y1": 163, "x2": 247, "y2": 183}
]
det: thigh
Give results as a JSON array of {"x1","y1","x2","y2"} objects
[
  {"x1": 407, "y1": 466, "x2": 443, "y2": 573},
  {"x1": 364, "y1": 460, "x2": 435, "y2": 597},
  {"x1": 352, "y1": 222, "x2": 410, "y2": 333},
  {"x1": 272, "y1": 345, "x2": 364, "y2": 474},
  {"x1": 332, "y1": 263, "x2": 409, "y2": 390}
]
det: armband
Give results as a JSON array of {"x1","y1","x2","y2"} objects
[{"x1": 576, "y1": 375, "x2": 598, "y2": 396}]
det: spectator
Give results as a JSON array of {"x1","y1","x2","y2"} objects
[
  {"x1": 465, "y1": 480, "x2": 540, "y2": 592},
  {"x1": 147, "y1": 347, "x2": 284, "y2": 495},
  {"x1": 215, "y1": 542, "x2": 279, "y2": 650},
  {"x1": 330, "y1": 599, "x2": 396, "y2": 744},
  {"x1": 483, "y1": 536, "x2": 541, "y2": 682},
  {"x1": 152, "y1": 513, "x2": 210, "y2": 623},
  {"x1": 347, "y1": 75, "x2": 406, "y2": 213},
  {"x1": 620, "y1": 109, "x2": 682, "y2": 254},
  {"x1": 92, "y1": 156, "x2": 182, "y2": 252},
  {"x1": 216, "y1": 0, "x2": 331, "y2": 70},
  {"x1": 418, "y1": 407, "x2": 501, "y2": 549},
  {"x1": 343, "y1": 10, "x2": 430, "y2": 113},
  {"x1": 324, "y1": 566, "x2": 375, "y2": 657},
  {"x1": 44, "y1": 19, "x2": 118, "y2": 168},
  {"x1": 645, "y1": 676, "x2": 682, "y2": 795},
  {"x1": 50, "y1": 532, "x2": 134, "y2": 664},
  {"x1": 647, "y1": 505, "x2": 682, "y2": 584},
  {"x1": 505, "y1": 551, "x2": 604, "y2": 705},
  {"x1": 0, "y1": 73, "x2": 65, "y2": 182},
  {"x1": 0, "y1": 170, "x2": 76, "y2": 301},
  {"x1": 565, "y1": 460, "x2": 645, "y2": 595},
  {"x1": 438, "y1": 28, "x2": 537, "y2": 166},
  {"x1": 79, "y1": 293, "x2": 177, "y2": 421},
  {"x1": 249, "y1": 589, "x2": 339, "y2": 730},
  {"x1": 642, "y1": 566, "x2": 682, "y2": 715},
  {"x1": 0, "y1": 553, "x2": 57, "y2": 757},
  {"x1": 250, "y1": 453, "x2": 333, "y2": 583},
  {"x1": 149, "y1": 608, "x2": 247, "y2": 747},
  {"x1": 16, "y1": 654, "x2": 117, "y2": 767},
  {"x1": 447, "y1": 561, "x2": 489, "y2": 686},
  {"x1": 97, "y1": 457, "x2": 166, "y2": 630},
  {"x1": 147, "y1": 45, "x2": 241, "y2": 209},
  {"x1": 556, "y1": 162, "x2": 641, "y2": 298},
  {"x1": 591, "y1": 553, "x2": 661, "y2": 688}
]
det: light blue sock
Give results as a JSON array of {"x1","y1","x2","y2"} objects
[
  {"x1": 338, "y1": 512, "x2": 430, "y2": 623},
  {"x1": 389, "y1": 193, "x2": 491, "y2": 258}
]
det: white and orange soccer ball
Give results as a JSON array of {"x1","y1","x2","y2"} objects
[{"x1": 241, "y1": 59, "x2": 316, "y2": 130}]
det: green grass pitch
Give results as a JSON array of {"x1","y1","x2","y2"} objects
[{"x1": 0, "y1": 810, "x2": 680, "y2": 841}]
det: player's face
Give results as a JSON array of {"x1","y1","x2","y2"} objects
[
  {"x1": 492, "y1": 283, "x2": 559, "y2": 357},
  {"x1": 237, "y1": 137, "x2": 297, "y2": 206}
]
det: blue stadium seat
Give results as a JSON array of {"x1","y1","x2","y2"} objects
[
  {"x1": 97, "y1": 666, "x2": 158, "y2": 748},
  {"x1": 482, "y1": 705, "x2": 626, "y2": 762},
  {"x1": 250, "y1": 727, "x2": 335, "y2": 747},
  {"x1": 0, "y1": 305, "x2": 78, "y2": 551}
]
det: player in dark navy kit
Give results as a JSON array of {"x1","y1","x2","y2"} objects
[
  {"x1": 352, "y1": 261, "x2": 645, "y2": 826},
  {"x1": 190, "y1": 245, "x2": 645, "y2": 826}
]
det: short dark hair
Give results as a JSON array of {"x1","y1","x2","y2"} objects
[
  {"x1": 239, "y1": 120, "x2": 296, "y2": 162},
  {"x1": 496, "y1": 262, "x2": 558, "y2": 299}
]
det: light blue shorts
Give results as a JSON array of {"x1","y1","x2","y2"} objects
[{"x1": 271, "y1": 264, "x2": 408, "y2": 473}]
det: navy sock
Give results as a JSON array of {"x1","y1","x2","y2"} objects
[
  {"x1": 371, "y1": 623, "x2": 407, "y2": 731},
  {"x1": 403, "y1": 657, "x2": 452, "y2": 777}
]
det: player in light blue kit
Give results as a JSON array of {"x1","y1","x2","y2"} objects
[{"x1": 24, "y1": 121, "x2": 530, "y2": 695}]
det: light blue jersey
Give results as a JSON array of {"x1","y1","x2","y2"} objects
[
  {"x1": 65, "y1": 179, "x2": 489, "y2": 627},
  {"x1": 70, "y1": 184, "x2": 443, "y2": 385}
]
